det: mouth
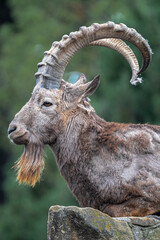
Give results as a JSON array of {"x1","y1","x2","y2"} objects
[{"x1": 8, "y1": 131, "x2": 29, "y2": 145}]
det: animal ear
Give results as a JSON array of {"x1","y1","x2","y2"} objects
[
  {"x1": 74, "y1": 73, "x2": 87, "y2": 86},
  {"x1": 68, "y1": 75, "x2": 100, "y2": 102},
  {"x1": 81, "y1": 75, "x2": 100, "y2": 99}
]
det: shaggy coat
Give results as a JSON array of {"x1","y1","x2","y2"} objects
[{"x1": 8, "y1": 76, "x2": 160, "y2": 217}]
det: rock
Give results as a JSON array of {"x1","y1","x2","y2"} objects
[{"x1": 47, "y1": 205, "x2": 160, "y2": 240}]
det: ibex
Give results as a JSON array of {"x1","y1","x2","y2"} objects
[{"x1": 8, "y1": 21, "x2": 159, "y2": 217}]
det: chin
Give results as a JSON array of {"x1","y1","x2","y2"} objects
[{"x1": 9, "y1": 132, "x2": 29, "y2": 145}]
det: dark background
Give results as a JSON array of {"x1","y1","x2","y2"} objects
[{"x1": 0, "y1": 0, "x2": 160, "y2": 239}]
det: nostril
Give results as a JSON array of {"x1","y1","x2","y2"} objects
[{"x1": 8, "y1": 126, "x2": 17, "y2": 135}]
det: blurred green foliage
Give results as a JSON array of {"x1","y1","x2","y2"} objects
[{"x1": 0, "y1": 0, "x2": 160, "y2": 239}]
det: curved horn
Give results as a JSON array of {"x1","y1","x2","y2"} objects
[
  {"x1": 35, "y1": 21, "x2": 152, "y2": 89},
  {"x1": 89, "y1": 38, "x2": 141, "y2": 85}
]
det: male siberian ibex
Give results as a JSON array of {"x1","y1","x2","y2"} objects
[{"x1": 8, "y1": 22, "x2": 158, "y2": 217}]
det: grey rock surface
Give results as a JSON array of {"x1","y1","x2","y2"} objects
[{"x1": 47, "y1": 206, "x2": 160, "y2": 240}]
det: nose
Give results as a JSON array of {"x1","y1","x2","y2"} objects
[{"x1": 8, "y1": 125, "x2": 17, "y2": 135}]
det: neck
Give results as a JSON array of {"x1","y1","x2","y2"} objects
[
  {"x1": 50, "y1": 111, "x2": 104, "y2": 168},
  {"x1": 49, "y1": 111, "x2": 112, "y2": 207}
]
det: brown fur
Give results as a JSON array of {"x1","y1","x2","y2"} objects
[
  {"x1": 15, "y1": 144, "x2": 44, "y2": 187},
  {"x1": 8, "y1": 76, "x2": 160, "y2": 217}
]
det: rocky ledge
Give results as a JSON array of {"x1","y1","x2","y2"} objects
[{"x1": 47, "y1": 205, "x2": 160, "y2": 240}]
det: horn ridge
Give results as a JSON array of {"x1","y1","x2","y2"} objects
[{"x1": 35, "y1": 21, "x2": 152, "y2": 89}]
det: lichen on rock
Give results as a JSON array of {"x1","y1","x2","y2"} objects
[{"x1": 47, "y1": 206, "x2": 160, "y2": 240}]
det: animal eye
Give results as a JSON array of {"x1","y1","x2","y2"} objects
[{"x1": 42, "y1": 101, "x2": 53, "y2": 107}]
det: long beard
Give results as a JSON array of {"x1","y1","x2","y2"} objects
[{"x1": 14, "y1": 143, "x2": 44, "y2": 187}]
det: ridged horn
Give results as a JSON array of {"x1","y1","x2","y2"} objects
[
  {"x1": 89, "y1": 38, "x2": 141, "y2": 85},
  {"x1": 35, "y1": 21, "x2": 152, "y2": 89}
]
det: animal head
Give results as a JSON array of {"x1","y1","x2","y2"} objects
[
  {"x1": 8, "y1": 21, "x2": 152, "y2": 186},
  {"x1": 8, "y1": 73, "x2": 100, "y2": 186}
]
